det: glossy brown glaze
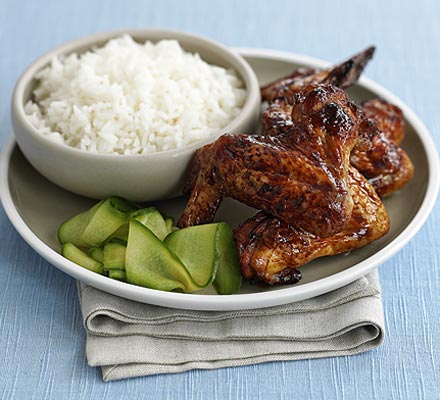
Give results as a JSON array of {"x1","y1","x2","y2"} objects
[
  {"x1": 235, "y1": 167, "x2": 390, "y2": 285},
  {"x1": 261, "y1": 47, "x2": 374, "y2": 140},
  {"x1": 351, "y1": 110, "x2": 414, "y2": 197},
  {"x1": 261, "y1": 47, "x2": 413, "y2": 198},
  {"x1": 263, "y1": 96, "x2": 414, "y2": 197},
  {"x1": 361, "y1": 98, "x2": 405, "y2": 145},
  {"x1": 260, "y1": 46, "x2": 375, "y2": 103},
  {"x1": 261, "y1": 100, "x2": 294, "y2": 137},
  {"x1": 179, "y1": 47, "x2": 412, "y2": 286},
  {"x1": 178, "y1": 84, "x2": 359, "y2": 237}
]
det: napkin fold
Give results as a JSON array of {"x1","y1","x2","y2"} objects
[{"x1": 77, "y1": 270, "x2": 384, "y2": 381}]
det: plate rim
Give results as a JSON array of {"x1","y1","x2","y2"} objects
[{"x1": 1, "y1": 47, "x2": 439, "y2": 311}]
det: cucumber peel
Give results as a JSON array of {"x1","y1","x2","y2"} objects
[
  {"x1": 103, "y1": 241, "x2": 126, "y2": 271},
  {"x1": 212, "y1": 223, "x2": 242, "y2": 294},
  {"x1": 164, "y1": 224, "x2": 218, "y2": 287},
  {"x1": 107, "y1": 224, "x2": 129, "y2": 244},
  {"x1": 58, "y1": 197, "x2": 242, "y2": 294},
  {"x1": 125, "y1": 220, "x2": 199, "y2": 292},
  {"x1": 88, "y1": 247, "x2": 104, "y2": 263},
  {"x1": 80, "y1": 196, "x2": 137, "y2": 247},
  {"x1": 131, "y1": 207, "x2": 170, "y2": 240},
  {"x1": 57, "y1": 200, "x2": 104, "y2": 247},
  {"x1": 62, "y1": 242, "x2": 104, "y2": 274},
  {"x1": 164, "y1": 217, "x2": 174, "y2": 234},
  {"x1": 109, "y1": 270, "x2": 127, "y2": 281}
]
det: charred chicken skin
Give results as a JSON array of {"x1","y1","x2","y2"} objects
[
  {"x1": 235, "y1": 167, "x2": 390, "y2": 285},
  {"x1": 178, "y1": 47, "x2": 413, "y2": 286},
  {"x1": 350, "y1": 110, "x2": 413, "y2": 197},
  {"x1": 361, "y1": 98, "x2": 405, "y2": 145},
  {"x1": 264, "y1": 99, "x2": 414, "y2": 198},
  {"x1": 262, "y1": 64, "x2": 414, "y2": 197},
  {"x1": 178, "y1": 84, "x2": 359, "y2": 237},
  {"x1": 260, "y1": 46, "x2": 376, "y2": 103}
]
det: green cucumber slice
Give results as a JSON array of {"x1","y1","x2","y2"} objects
[
  {"x1": 125, "y1": 220, "x2": 199, "y2": 292},
  {"x1": 164, "y1": 224, "x2": 218, "y2": 287},
  {"x1": 57, "y1": 200, "x2": 104, "y2": 247},
  {"x1": 108, "y1": 270, "x2": 127, "y2": 281},
  {"x1": 103, "y1": 241, "x2": 126, "y2": 270},
  {"x1": 164, "y1": 217, "x2": 174, "y2": 234},
  {"x1": 212, "y1": 223, "x2": 242, "y2": 294},
  {"x1": 81, "y1": 197, "x2": 137, "y2": 247},
  {"x1": 88, "y1": 247, "x2": 104, "y2": 263},
  {"x1": 58, "y1": 197, "x2": 241, "y2": 294},
  {"x1": 131, "y1": 207, "x2": 169, "y2": 240},
  {"x1": 61, "y1": 242, "x2": 104, "y2": 274},
  {"x1": 107, "y1": 223, "x2": 129, "y2": 244}
]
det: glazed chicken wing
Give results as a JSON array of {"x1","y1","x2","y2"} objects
[
  {"x1": 263, "y1": 95, "x2": 413, "y2": 197},
  {"x1": 235, "y1": 167, "x2": 390, "y2": 285},
  {"x1": 361, "y1": 98, "x2": 405, "y2": 145},
  {"x1": 261, "y1": 46, "x2": 375, "y2": 103},
  {"x1": 350, "y1": 112, "x2": 413, "y2": 197},
  {"x1": 178, "y1": 46, "x2": 412, "y2": 287},
  {"x1": 261, "y1": 48, "x2": 413, "y2": 197},
  {"x1": 178, "y1": 84, "x2": 359, "y2": 237},
  {"x1": 260, "y1": 47, "x2": 375, "y2": 136}
]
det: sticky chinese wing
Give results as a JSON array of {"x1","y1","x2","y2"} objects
[
  {"x1": 263, "y1": 95, "x2": 413, "y2": 197},
  {"x1": 178, "y1": 84, "x2": 359, "y2": 238},
  {"x1": 261, "y1": 46, "x2": 376, "y2": 103},
  {"x1": 234, "y1": 167, "x2": 390, "y2": 285}
]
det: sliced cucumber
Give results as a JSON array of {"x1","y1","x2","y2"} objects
[
  {"x1": 107, "y1": 223, "x2": 129, "y2": 244},
  {"x1": 57, "y1": 200, "x2": 104, "y2": 247},
  {"x1": 58, "y1": 196, "x2": 242, "y2": 294},
  {"x1": 81, "y1": 197, "x2": 137, "y2": 247},
  {"x1": 88, "y1": 247, "x2": 104, "y2": 263},
  {"x1": 164, "y1": 217, "x2": 174, "y2": 234},
  {"x1": 131, "y1": 207, "x2": 169, "y2": 240},
  {"x1": 212, "y1": 223, "x2": 242, "y2": 294},
  {"x1": 61, "y1": 242, "x2": 104, "y2": 274},
  {"x1": 125, "y1": 220, "x2": 199, "y2": 292},
  {"x1": 108, "y1": 270, "x2": 127, "y2": 281},
  {"x1": 165, "y1": 222, "x2": 241, "y2": 294},
  {"x1": 164, "y1": 224, "x2": 218, "y2": 287},
  {"x1": 103, "y1": 241, "x2": 126, "y2": 271}
]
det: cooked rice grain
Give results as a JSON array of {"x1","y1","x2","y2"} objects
[{"x1": 25, "y1": 35, "x2": 246, "y2": 154}]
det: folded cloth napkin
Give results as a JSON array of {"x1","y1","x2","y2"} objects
[{"x1": 77, "y1": 270, "x2": 384, "y2": 381}]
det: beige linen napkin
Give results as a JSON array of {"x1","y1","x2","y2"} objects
[{"x1": 77, "y1": 270, "x2": 384, "y2": 381}]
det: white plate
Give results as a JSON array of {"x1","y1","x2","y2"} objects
[{"x1": 1, "y1": 48, "x2": 438, "y2": 310}]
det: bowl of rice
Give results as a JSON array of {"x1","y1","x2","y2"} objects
[{"x1": 11, "y1": 29, "x2": 261, "y2": 201}]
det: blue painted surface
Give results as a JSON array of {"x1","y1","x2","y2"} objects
[{"x1": 0, "y1": 0, "x2": 439, "y2": 398}]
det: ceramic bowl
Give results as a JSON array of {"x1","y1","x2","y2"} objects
[{"x1": 11, "y1": 29, "x2": 261, "y2": 201}]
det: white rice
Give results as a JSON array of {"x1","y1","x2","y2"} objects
[{"x1": 24, "y1": 35, "x2": 246, "y2": 154}]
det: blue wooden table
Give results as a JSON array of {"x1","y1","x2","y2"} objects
[{"x1": 1, "y1": 0, "x2": 439, "y2": 398}]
